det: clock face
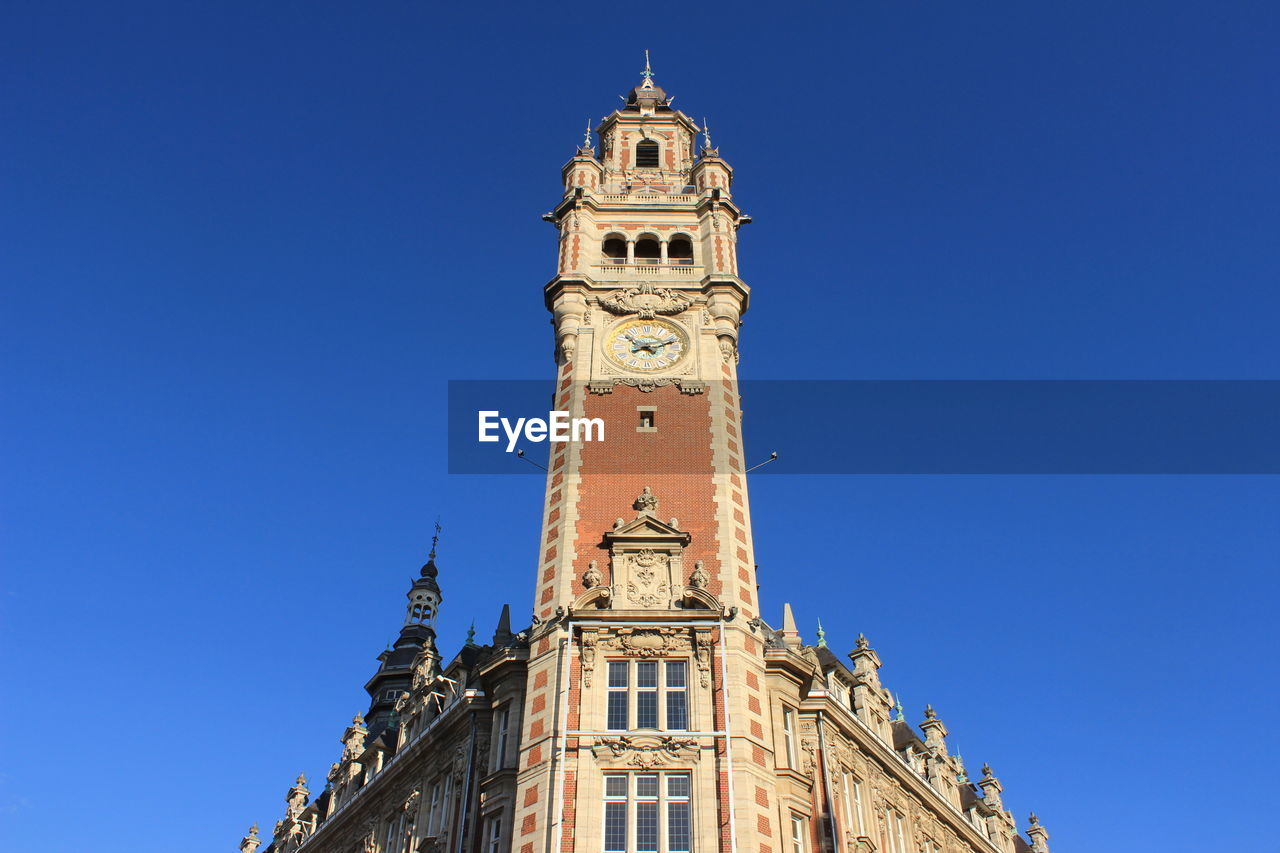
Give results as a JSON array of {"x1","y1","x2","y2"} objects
[{"x1": 606, "y1": 319, "x2": 688, "y2": 371}]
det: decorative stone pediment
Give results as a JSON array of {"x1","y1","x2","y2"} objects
[
  {"x1": 600, "y1": 487, "x2": 692, "y2": 610},
  {"x1": 606, "y1": 514, "x2": 691, "y2": 544}
]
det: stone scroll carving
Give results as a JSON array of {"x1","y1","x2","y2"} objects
[{"x1": 601, "y1": 282, "x2": 692, "y2": 320}]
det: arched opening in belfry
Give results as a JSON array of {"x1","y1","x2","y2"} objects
[
  {"x1": 634, "y1": 236, "x2": 661, "y2": 264},
  {"x1": 602, "y1": 235, "x2": 627, "y2": 264},
  {"x1": 668, "y1": 235, "x2": 694, "y2": 264},
  {"x1": 635, "y1": 139, "x2": 660, "y2": 168}
]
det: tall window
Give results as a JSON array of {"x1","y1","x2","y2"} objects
[
  {"x1": 884, "y1": 810, "x2": 906, "y2": 853},
  {"x1": 604, "y1": 773, "x2": 691, "y2": 853},
  {"x1": 635, "y1": 139, "x2": 660, "y2": 168},
  {"x1": 494, "y1": 706, "x2": 511, "y2": 769},
  {"x1": 789, "y1": 814, "x2": 808, "y2": 853},
  {"x1": 841, "y1": 772, "x2": 865, "y2": 836},
  {"x1": 607, "y1": 660, "x2": 688, "y2": 731},
  {"x1": 426, "y1": 779, "x2": 441, "y2": 835},
  {"x1": 781, "y1": 707, "x2": 797, "y2": 768}
]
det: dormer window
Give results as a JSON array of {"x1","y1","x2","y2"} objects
[{"x1": 635, "y1": 139, "x2": 660, "y2": 168}]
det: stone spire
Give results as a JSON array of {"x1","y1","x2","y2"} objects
[
  {"x1": 238, "y1": 824, "x2": 261, "y2": 853},
  {"x1": 979, "y1": 763, "x2": 1005, "y2": 810},
  {"x1": 1027, "y1": 813, "x2": 1051, "y2": 853},
  {"x1": 284, "y1": 774, "x2": 309, "y2": 820},
  {"x1": 341, "y1": 713, "x2": 368, "y2": 761},
  {"x1": 777, "y1": 602, "x2": 802, "y2": 648},
  {"x1": 492, "y1": 602, "x2": 513, "y2": 646},
  {"x1": 920, "y1": 704, "x2": 950, "y2": 756}
]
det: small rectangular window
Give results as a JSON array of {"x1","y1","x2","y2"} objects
[
  {"x1": 790, "y1": 814, "x2": 808, "y2": 853},
  {"x1": 495, "y1": 706, "x2": 511, "y2": 769},
  {"x1": 665, "y1": 662, "x2": 688, "y2": 730},
  {"x1": 638, "y1": 408, "x2": 656, "y2": 431},
  {"x1": 608, "y1": 662, "x2": 630, "y2": 730},
  {"x1": 782, "y1": 706, "x2": 798, "y2": 768},
  {"x1": 485, "y1": 814, "x2": 503, "y2": 853}
]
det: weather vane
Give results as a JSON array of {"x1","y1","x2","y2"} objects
[
  {"x1": 641, "y1": 49, "x2": 653, "y2": 85},
  {"x1": 429, "y1": 518, "x2": 442, "y2": 559},
  {"x1": 583, "y1": 119, "x2": 593, "y2": 149},
  {"x1": 702, "y1": 117, "x2": 713, "y2": 152}
]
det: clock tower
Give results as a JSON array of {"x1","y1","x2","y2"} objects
[
  {"x1": 236, "y1": 58, "x2": 1053, "y2": 853},
  {"x1": 514, "y1": 59, "x2": 765, "y2": 853}
]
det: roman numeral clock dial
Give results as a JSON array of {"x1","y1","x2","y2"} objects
[{"x1": 605, "y1": 318, "x2": 689, "y2": 371}]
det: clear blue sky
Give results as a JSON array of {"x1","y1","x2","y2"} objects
[{"x1": 3, "y1": 3, "x2": 1278, "y2": 851}]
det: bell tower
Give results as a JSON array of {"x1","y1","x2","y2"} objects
[{"x1": 515, "y1": 57, "x2": 769, "y2": 853}]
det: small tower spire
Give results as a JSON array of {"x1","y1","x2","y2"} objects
[
  {"x1": 239, "y1": 824, "x2": 261, "y2": 853},
  {"x1": 641, "y1": 49, "x2": 654, "y2": 87},
  {"x1": 815, "y1": 618, "x2": 827, "y2": 648}
]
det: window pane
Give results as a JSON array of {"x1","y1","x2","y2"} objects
[
  {"x1": 608, "y1": 661, "x2": 629, "y2": 688},
  {"x1": 605, "y1": 775, "x2": 627, "y2": 797},
  {"x1": 668, "y1": 800, "x2": 691, "y2": 852},
  {"x1": 604, "y1": 802, "x2": 627, "y2": 852},
  {"x1": 636, "y1": 691, "x2": 658, "y2": 728},
  {"x1": 636, "y1": 661, "x2": 658, "y2": 687},
  {"x1": 607, "y1": 692, "x2": 629, "y2": 730},
  {"x1": 636, "y1": 802, "x2": 659, "y2": 851},
  {"x1": 667, "y1": 775, "x2": 690, "y2": 798},
  {"x1": 635, "y1": 775, "x2": 659, "y2": 797},
  {"x1": 666, "y1": 691, "x2": 688, "y2": 730},
  {"x1": 665, "y1": 661, "x2": 686, "y2": 687}
]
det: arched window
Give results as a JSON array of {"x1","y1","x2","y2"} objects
[
  {"x1": 668, "y1": 235, "x2": 694, "y2": 265},
  {"x1": 602, "y1": 235, "x2": 627, "y2": 264},
  {"x1": 634, "y1": 236, "x2": 661, "y2": 265},
  {"x1": 635, "y1": 139, "x2": 660, "y2": 168}
]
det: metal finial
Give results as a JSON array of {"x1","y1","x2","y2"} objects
[
  {"x1": 466, "y1": 621, "x2": 476, "y2": 645},
  {"x1": 429, "y1": 518, "x2": 442, "y2": 559},
  {"x1": 893, "y1": 694, "x2": 905, "y2": 721},
  {"x1": 583, "y1": 119, "x2": 593, "y2": 149},
  {"x1": 815, "y1": 619, "x2": 827, "y2": 648},
  {"x1": 641, "y1": 49, "x2": 653, "y2": 85},
  {"x1": 702, "y1": 117, "x2": 713, "y2": 152}
]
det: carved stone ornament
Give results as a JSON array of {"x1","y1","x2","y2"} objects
[
  {"x1": 601, "y1": 282, "x2": 693, "y2": 319},
  {"x1": 625, "y1": 549, "x2": 671, "y2": 607},
  {"x1": 582, "y1": 560, "x2": 603, "y2": 589},
  {"x1": 693, "y1": 630, "x2": 714, "y2": 688},
  {"x1": 597, "y1": 735, "x2": 700, "y2": 768},
  {"x1": 689, "y1": 560, "x2": 709, "y2": 589},
  {"x1": 597, "y1": 626, "x2": 691, "y2": 657}
]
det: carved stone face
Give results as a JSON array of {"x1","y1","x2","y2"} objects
[{"x1": 607, "y1": 319, "x2": 687, "y2": 371}]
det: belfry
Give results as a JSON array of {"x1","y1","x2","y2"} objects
[{"x1": 239, "y1": 60, "x2": 1053, "y2": 853}]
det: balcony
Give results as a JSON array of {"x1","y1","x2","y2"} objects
[{"x1": 593, "y1": 259, "x2": 701, "y2": 277}]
